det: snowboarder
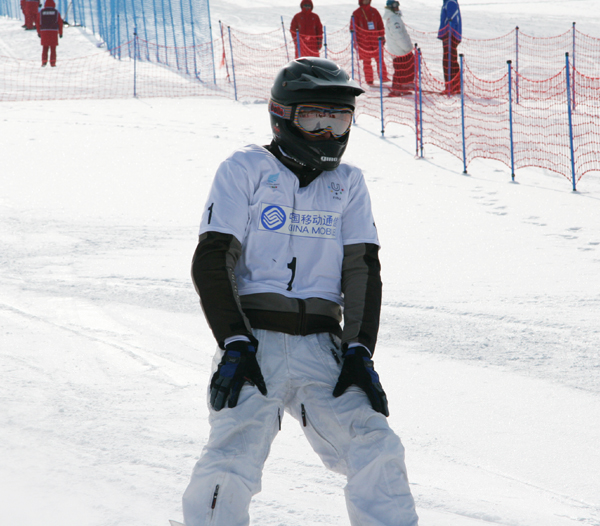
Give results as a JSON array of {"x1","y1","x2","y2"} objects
[
  {"x1": 383, "y1": 0, "x2": 414, "y2": 96},
  {"x1": 36, "y1": 0, "x2": 63, "y2": 67},
  {"x1": 181, "y1": 57, "x2": 419, "y2": 526},
  {"x1": 438, "y1": 0, "x2": 462, "y2": 94},
  {"x1": 289, "y1": 0, "x2": 323, "y2": 58}
]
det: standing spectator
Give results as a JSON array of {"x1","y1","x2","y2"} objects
[
  {"x1": 438, "y1": 0, "x2": 462, "y2": 94},
  {"x1": 180, "y1": 57, "x2": 419, "y2": 526},
  {"x1": 20, "y1": 0, "x2": 27, "y2": 28},
  {"x1": 23, "y1": 0, "x2": 39, "y2": 30},
  {"x1": 351, "y1": 0, "x2": 389, "y2": 85},
  {"x1": 290, "y1": 0, "x2": 323, "y2": 58},
  {"x1": 383, "y1": 0, "x2": 414, "y2": 96},
  {"x1": 36, "y1": 0, "x2": 63, "y2": 67}
]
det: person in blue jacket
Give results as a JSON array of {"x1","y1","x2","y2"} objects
[{"x1": 437, "y1": 0, "x2": 461, "y2": 94}]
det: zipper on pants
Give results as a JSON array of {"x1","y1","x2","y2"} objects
[{"x1": 211, "y1": 484, "x2": 220, "y2": 510}]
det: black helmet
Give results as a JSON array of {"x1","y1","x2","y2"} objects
[{"x1": 269, "y1": 57, "x2": 364, "y2": 171}]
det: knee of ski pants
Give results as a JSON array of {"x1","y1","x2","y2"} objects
[
  {"x1": 347, "y1": 409, "x2": 407, "y2": 476},
  {"x1": 299, "y1": 384, "x2": 405, "y2": 477},
  {"x1": 201, "y1": 392, "x2": 281, "y2": 491},
  {"x1": 345, "y1": 455, "x2": 417, "y2": 526}
]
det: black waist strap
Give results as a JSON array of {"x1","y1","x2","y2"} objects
[{"x1": 244, "y1": 309, "x2": 342, "y2": 338}]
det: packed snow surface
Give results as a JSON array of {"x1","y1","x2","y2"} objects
[{"x1": 1, "y1": 1, "x2": 599, "y2": 525}]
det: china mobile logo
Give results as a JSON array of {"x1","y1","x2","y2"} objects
[{"x1": 260, "y1": 205, "x2": 286, "y2": 230}]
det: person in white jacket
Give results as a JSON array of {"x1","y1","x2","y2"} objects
[
  {"x1": 180, "y1": 57, "x2": 419, "y2": 526},
  {"x1": 383, "y1": 0, "x2": 415, "y2": 96}
]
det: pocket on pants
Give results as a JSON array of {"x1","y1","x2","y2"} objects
[{"x1": 307, "y1": 333, "x2": 343, "y2": 386}]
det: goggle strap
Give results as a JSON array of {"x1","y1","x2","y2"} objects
[{"x1": 269, "y1": 99, "x2": 293, "y2": 120}]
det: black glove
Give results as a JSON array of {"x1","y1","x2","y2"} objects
[
  {"x1": 332, "y1": 346, "x2": 389, "y2": 416},
  {"x1": 210, "y1": 340, "x2": 267, "y2": 411}
]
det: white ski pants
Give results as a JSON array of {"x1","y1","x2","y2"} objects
[{"x1": 182, "y1": 330, "x2": 418, "y2": 526}]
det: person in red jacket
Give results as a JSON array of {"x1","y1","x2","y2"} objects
[
  {"x1": 289, "y1": 0, "x2": 323, "y2": 58},
  {"x1": 351, "y1": 0, "x2": 389, "y2": 85},
  {"x1": 23, "y1": 0, "x2": 40, "y2": 30},
  {"x1": 36, "y1": 0, "x2": 63, "y2": 67}
]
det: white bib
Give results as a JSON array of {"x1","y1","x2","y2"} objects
[{"x1": 199, "y1": 145, "x2": 379, "y2": 306}]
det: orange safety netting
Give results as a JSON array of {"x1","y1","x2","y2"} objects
[{"x1": 1, "y1": 21, "x2": 599, "y2": 188}]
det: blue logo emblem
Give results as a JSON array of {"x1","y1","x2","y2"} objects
[
  {"x1": 260, "y1": 205, "x2": 286, "y2": 230},
  {"x1": 267, "y1": 172, "x2": 280, "y2": 185}
]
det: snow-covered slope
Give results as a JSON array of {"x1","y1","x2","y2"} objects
[{"x1": 1, "y1": 2, "x2": 599, "y2": 525}]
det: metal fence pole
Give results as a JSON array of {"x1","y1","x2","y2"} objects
[
  {"x1": 133, "y1": 27, "x2": 138, "y2": 97},
  {"x1": 207, "y1": 0, "x2": 216, "y2": 82},
  {"x1": 228, "y1": 26, "x2": 238, "y2": 101},
  {"x1": 508, "y1": 60, "x2": 515, "y2": 181},
  {"x1": 446, "y1": 30, "x2": 451, "y2": 95},
  {"x1": 350, "y1": 28, "x2": 355, "y2": 80},
  {"x1": 460, "y1": 54, "x2": 467, "y2": 174},
  {"x1": 515, "y1": 26, "x2": 520, "y2": 105},
  {"x1": 281, "y1": 16, "x2": 290, "y2": 62},
  {"x1": 296, "y1": 29, "x2": 301, "y2": 58},
  {"x1": 565, "y1": 53, "x2": 577, "y2": 191},
  {"x1": 414, "y1": 45, "x2": 419, "y2": 157},
  {"x1": 378, "y1": 37, "x2": 384, "y2": 136},
  {"x1": 572, "y1": 22, "x2": 576, "y2": 109},
  {"x1": 418, "y1": 47, "x2": 423, "y2": 157},
  {"x1": 186, "y1": 0, "x2": 199, "y2": 79}
]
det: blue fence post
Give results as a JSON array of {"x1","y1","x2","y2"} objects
[
  {"x1": 515, "y1": 26, "x2": 520, "y2": 105},
  {"x1": 281, "y1": 16, "x2": 290, "y2": 62},
  {"x1": 113, "y1": 0, "x2": 119, "y2": 57},
  {"x1": 151, "y1": 0, "x2": 159, "y2": 62},
  {"x1": 207, "y1": 0, "x2": 216, "y2": 83},
  {"x1": 160, "y1": 0, "x2": 168, "y2": 63},
  {"x1": 133, "y1": 27, "x2": 138, "y2": 98},
  {"x1": 378, "y1": 37, "x2": 384, "y2": 136},
  {"x1": 178, "y1": 0, "x2": 190, "y2": 75},
  {"x1": 323, "y1": 26, "x2": 327, "y2": 59},
  {"x1": 86, "y1": 0, "x2": 97, "y2": 36},
  {"x1": 460, "y1": 54, "x2": 467, "y2": 174},
  {"x1": 351, "y1": 17, "x2": 361, "y2": 84},
  {"x1": 167, "y1": 0, "x2": 180, "y2": 70},
  {"x1": 350, "y1": 27, "x2": 355, "y2": 80},
  {"x1": 446, "y1": 29, "x2": 451, "y2": 95},
  {"x1": 296, "y1": 30, "x2": 301, "y2": 58},
  {"x1": 187, "y1": 0, "x2": 200, "y2": 80},
  {"x1": 572, "y1": 22, "x2": 576, "y2": 109},
  {"x1": 418, "y1": 47, "x2": 423, "y2": 157},
  {"x1": 122, "y1": 0, "x2": 131, "y2": 56},
  {"x1": 565, "y1": 53, "x2": 577, "y2": 191},
  {"x1": 414, "y1": 45, "x2": 419, "y2": 156},
  {"x1": 228, "y1": 26, "x2": 238, "y2": 101},
  {"x1": 136, "y1": 0, "x2": 149, "y2": 61},
  {"x1": 508, "y1": 60, "x2": 515, "y2": 181}
]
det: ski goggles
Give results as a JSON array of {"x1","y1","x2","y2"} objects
[{"x1": 293, "y1": 104, "x2": 354, "y2": 138}]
